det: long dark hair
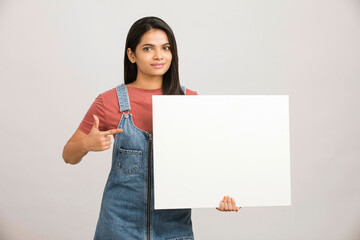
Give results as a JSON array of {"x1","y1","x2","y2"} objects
[{"x1": 124, "y1": 16, "x2": 184, "y2": 95}]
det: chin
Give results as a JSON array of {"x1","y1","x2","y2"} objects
[{"x1": 151, "y1": 70, "x2": 169, "y2": 76}]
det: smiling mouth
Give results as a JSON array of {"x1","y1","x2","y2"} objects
[{"x1": 151, "y1": 64, "x2": 165, "y2": 68}]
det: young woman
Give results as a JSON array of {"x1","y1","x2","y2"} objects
[{"x1": 62, "y1": 16, "x2": 240, "y2": 240}]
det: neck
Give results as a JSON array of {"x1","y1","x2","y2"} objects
[{"x1": 128, "y1": 73, "x2": 163, "y2": 90}]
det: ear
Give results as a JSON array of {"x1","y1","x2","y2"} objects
[{"x1": 127, "y1": 48, "x2": 136, "y2": 63}]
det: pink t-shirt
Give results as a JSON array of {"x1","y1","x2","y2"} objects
[{"x1": 78, "y1": 85, "x2": 198, "y2": 138}]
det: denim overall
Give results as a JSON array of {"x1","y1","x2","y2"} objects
[{"x1": 94, "y1": 84, "x2": 194, "y2": 240}]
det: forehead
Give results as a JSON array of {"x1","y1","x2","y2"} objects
[{"x1": 139, "y1": 29, "x2": 169, "y2": 45}]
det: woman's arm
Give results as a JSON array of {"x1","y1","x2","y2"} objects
[
  {"x1": 62, "y1": 128, "x2": 91, "y2": 165},
  {"x1": 62, "y1": 115, "x2": 123, "y2": 165}
]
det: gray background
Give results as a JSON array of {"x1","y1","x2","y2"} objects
[{"x1": 0, "y1": 0, "x2": 359, "y2": 239}]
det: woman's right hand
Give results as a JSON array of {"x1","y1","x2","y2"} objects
[{"x1": 86, "y1": 115, "x2": 123, "y2": 152}]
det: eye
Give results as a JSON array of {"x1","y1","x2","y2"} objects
[
  {"x1": 164, "y1": 46, "x2": 171, "y2": 50},
  {"x1": 143, "y1": 47, "x2": 152, "y2": 51}
]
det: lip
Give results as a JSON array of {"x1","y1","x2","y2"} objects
[{"x1": 151, "y1": 63, "x2": 165, "y2": 69}]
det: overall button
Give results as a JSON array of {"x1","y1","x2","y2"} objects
[{"x1": 124, "y1": 113, "x2": 129, "y2": 118}]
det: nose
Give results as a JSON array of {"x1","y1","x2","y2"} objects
[{"x1": 153, "y1": 48, "x2": 163, "y2": 60}]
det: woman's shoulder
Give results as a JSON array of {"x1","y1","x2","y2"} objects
[{"x1": 98, "y1": 87, "x2": 118, "y2": 103}]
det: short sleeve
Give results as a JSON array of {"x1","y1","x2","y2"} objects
[
  {"x1": 185, "y1": 88, "x2": 198, "y2": 95},
  {"x1": 78, "y1": 94, "x2": 107, "y2": 134}
]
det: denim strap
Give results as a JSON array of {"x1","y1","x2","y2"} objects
[
  {"x1": 181, "y1": 85, "x2": 186, "y2": 95},
  {"x1": 116, "y1": 84, "x2": 131, "y2": 112}
]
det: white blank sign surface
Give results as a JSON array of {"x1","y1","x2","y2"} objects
[{"x1": 152, "y1": 95, "x2": 291, "y2": 209}]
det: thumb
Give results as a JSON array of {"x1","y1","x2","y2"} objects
[{"x1": 92, "y1": 114, "x2": 100, "y2": 130}]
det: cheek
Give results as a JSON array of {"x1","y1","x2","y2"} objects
[
  {"x1": 166, "y1": 53, "x2": 173, "y2": 62},
  {"x1": 136, "y1": 55, "x2": 151, "y2": 66}
]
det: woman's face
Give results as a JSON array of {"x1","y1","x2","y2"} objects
[{"x1": 127, "y1": 29, "x2": 172, "y2": 80}]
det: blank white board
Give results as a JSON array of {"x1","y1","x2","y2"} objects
[{"x1": 152, "y1": 95, "x2": 291, "y2": 209}]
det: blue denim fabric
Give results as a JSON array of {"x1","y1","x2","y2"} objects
[{"x1": 94, "y1": 84, "x2": 194, "y2": 240}]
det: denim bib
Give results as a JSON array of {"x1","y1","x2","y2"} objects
[{"x1": 94, "y1": 84, "x2": 194, "y2": 240}]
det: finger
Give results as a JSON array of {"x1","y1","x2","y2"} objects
[
  {"x1": 92, "y1": 115, "x2": 100, "y2": 130},
  {"x1": 224, "y1": 197, "x2": 229, "y2": 211},
  {"x1": 103, "y1": 145, "x2": 111, "y2": 150},
  {"x1": 217, "y1": 200, "x2": 225, "y2": 211},
  {"x1": 97, "y1": 141, "x2": 111, "y2": 151},
  {"x1": 104, "y1": 140, "x2": 112, "y2": 146},
  {"x1": 103, "y1": 128, "x2": 123, "y2": 136},
  {"x1": 104, "y1": 135, "x2": 112, "y2": 142},
  {"x1": 217, "y1": 196, "x2": 226, "y2": 211},
  {"x1": 95, "y1": 143, "x2": 111, "y2": 151},
  {"x1": 227, "y1": 196, "x2": 232, "y2": 211},
  {"x1": 231, "y1": 197, "x2": 237, "y2": 211},
  {"x1": 220, "y1": 200, "x2": 225, "y2": 211}
]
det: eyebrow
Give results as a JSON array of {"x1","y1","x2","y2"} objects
[{"x1": 141, "y1": 43, "x2": 171, "y2": 47}]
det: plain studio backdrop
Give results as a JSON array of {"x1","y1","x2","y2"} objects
[{"x1": 0, "y1": 0, "x2": 359, "y2": 239}]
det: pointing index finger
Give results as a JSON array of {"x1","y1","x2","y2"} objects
[{"x1": 103, "y1": 128, "x2": 123, "y2": 136}]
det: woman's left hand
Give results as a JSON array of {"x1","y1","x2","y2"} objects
[{"x1": 216, "y1": 195, "x2": 241, "y2": 212}]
